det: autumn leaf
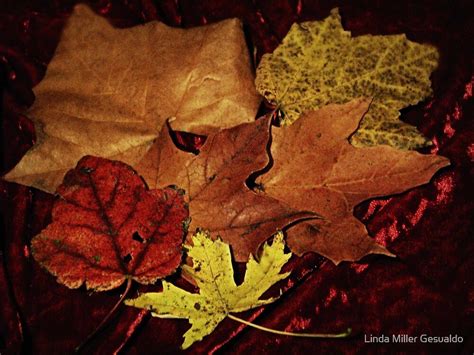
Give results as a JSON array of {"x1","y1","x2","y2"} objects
[
  {"x1": 5, "y1": 4, "x2": 260, "y2": 193},
  {"x1": 136, "y1": 118, "x2": 316, "y2": 262},
  {"x1": 257, "y1": 98, "x2": 450, "y2": 264},
  {"x1": 30, "y1": 156, "x2": 189, "y2": 291},
  {"x1": 255, "y1": 8, "x2": 439, "y2": 149},
  {"x1": 125, "y1": 231, "x2": 291, "y2": 349}
]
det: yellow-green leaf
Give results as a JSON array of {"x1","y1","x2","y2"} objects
[
  {"x1": 255, "y1": 8, "x2": 439, "y2": 149},
  {"x1": 125, "y1": 231, "x2": 290, "y2": 349}
]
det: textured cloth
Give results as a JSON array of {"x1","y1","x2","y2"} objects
[{"x1": 0, "y1": 1, "x2": 472, "y2": 354}]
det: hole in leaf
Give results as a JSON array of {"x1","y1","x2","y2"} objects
[
  {"x1": 168, "y1": 120, "x2": 206, "y2": 154},
  {"x1": 123, "y1": 254, "x2": 132, "y2": 264},
  {"x1": 80, "y1": 166, "x2": 94, "y2": 174},
  {"x1": 132, "y1": 232, "x2": 145, "y2": 243}
]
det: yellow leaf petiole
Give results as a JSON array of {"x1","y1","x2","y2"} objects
[{"x1": 227, "y1": 314, "x2": 351, "y2": 339}]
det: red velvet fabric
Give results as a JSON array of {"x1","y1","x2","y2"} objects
[{"x1": 1, "y1": 1, "x2": 473, "y2": 354}]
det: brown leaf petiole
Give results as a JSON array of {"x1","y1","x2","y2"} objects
[{"x1": 75, "y1": 278, "x2": 133, "y2": 353}]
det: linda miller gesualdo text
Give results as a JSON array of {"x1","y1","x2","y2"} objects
[{"x1": 364, "y1": 334, "x2": 464, "y2": 344}]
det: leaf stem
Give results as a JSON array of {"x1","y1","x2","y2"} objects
[
  {"x1": 75, "y1": 278, "x2": 133, "y2": 353},
  {"x1": 228, "y1": 314, "x2": 351, "y2": 338}
]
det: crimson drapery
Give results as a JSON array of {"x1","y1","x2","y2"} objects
[{"x1": 1, "y1": 1, "x2": 472, "y2": 354}]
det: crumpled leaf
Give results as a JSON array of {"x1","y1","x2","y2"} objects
[
  {"x1": 125, "y1": 231, "x2": 291, "y2": 349},
  {"x1": 136, "y1": 118, "x2": 316, "y2": 262},
  {"x1": 5, "y1": 4, "x2": 260, "y2": 193},
  {"x1": 30, "y1": 156, "x2": 189, "y2": 291},
  {"x1": 257, "y1": 98, "x2": 450, "y2": 264},
  {"x1": 255, "y1": 8, "x2": 439, "y2": 149}
]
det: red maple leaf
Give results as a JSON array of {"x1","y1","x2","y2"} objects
[{"x1": 31, "y1": 156, "x2": 189, "y2": 291}]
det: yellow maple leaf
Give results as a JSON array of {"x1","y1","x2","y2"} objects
[
  {"x1": 125, "y1": 231, "x2": 291, "y2": 349},
  {"x1": 256, "y1": 8, "x2": 439, "y2": 149}
]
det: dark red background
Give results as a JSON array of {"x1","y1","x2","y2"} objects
[{"x1": 1, "y1": 0, "x2": 473, "y2": 354}]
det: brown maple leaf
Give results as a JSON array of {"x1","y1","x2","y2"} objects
[
  {"x1": 5, "y1": 4, "x2": 260, "y2": 193},
  {"x1": 31, "y1": 156, "x2": 189, "y2": 291},
  {"x1": 257, "y1": 98, "x2": 450, "y2": 264},
  {"x1": 136, "y1": 118, "x2": 317, "y2": 262}
]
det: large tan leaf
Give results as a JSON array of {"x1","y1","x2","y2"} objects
[
  {"x1": 5, "y1": 4, "x2": 260, "y2": 193},
  {"x1": 136, "y1": 118, "x2": 316, "y2": 262},
  {"x1": 256, "y1": 8, "x2": 439, "y2": 149},
  {"x1": 257, "y1": 98, "x2": 450, "y2": 264}
]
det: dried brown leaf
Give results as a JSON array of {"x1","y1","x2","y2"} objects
[
  {"x1": 257, "y1": 98, "x2": 450, "y2": 264},
  {"x1": 5, "y1": 4, "x2": 260, "y2": 193},
  {"x1": 137, "y1": 118, "x2": 316, "y2": 262}
]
